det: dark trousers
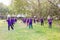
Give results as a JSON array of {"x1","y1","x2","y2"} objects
[
  {"x1": 41, "y1": 22, "x2": 44, "y2": 25},
  {"x1": 34, "y1": 20, "x2": 36, "y2": 23},
  {"x1": 49, "y1": 22, "x2": 52, "y2": 28},
  {"x1": 12, "y1": 23, "x2": 14, "y2": 27},
  {"x1": 29, "y1": 24, "x2": 33, "y2": 29},
  {"x1": 8, "y1": 25, "x2": 14, "y2": 30}
]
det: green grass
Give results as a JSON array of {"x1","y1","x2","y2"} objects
[{"x1": 0, "y1": 20, "x2": 60, "y2": 40}]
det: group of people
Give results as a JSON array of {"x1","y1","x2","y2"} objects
[
  {"x1": 22, "y1": 16, "x2": 53, "y2": 29},
  {"x1": 7, "y1": 17, "x2": 17, "y2": 30},
  {"x1": 22, "y1": 18, "x2": 33, "y2": 29},
  {"x1": 6, "y1": 16, "x2": 53, "y2": 31}
]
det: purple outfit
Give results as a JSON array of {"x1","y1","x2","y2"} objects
[
  {"x1": 7, "y1": 18, "x2": 12, "y2": 26},
  {"x1": 7, "y1": 18, "x2": 14, "y2": 30},
  {"x1": 40, "y1": 18, "x2": 44, "y2": 25},
  {"x1": 11, "y1": 18, "x2": 15, "y2": 25},
  {"x1": 48, "y1": 18, "x2": 52, "y2": 24},
  {"x1": 40, "y1": 18, "x2": 44, "y2": 23},
  {"x1": 26, "y1": 18, "x2": 29, "y2": 26},
  {"x1": 15, "y1": 18, "x2": 17, "y2": 22},
  {"x1": 29, "y1": 18, "x2": 32, "y2": 25},
  {"x1": 29, "y1": 18, "x2": 33, "y2": 29},
  {"x1": 48, "y1": 18, "x2": 52, "y2": 28},
  {"x1": 22, "y1": 18, "x2": 26, "y2": 23}
]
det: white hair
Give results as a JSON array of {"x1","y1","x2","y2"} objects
[
  {"x1": 47, "y1": 15, "x2": 50, "y2": 19},
  {"x1": 7, "y1": 15, "x2": 11, "y2": 17}
]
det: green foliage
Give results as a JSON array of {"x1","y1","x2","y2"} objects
[
  {"x1": 0, "y1": 3, "x2": 9, "y2": 15},
  {"x1": 12, "y1": 0, "x2": 29, "y2": 14},
  {"x1": 10, "y1": 0, "x2": 60, "y2": 17}
]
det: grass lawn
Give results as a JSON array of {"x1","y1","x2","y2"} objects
[{"x1": 0, "y1": 20, "x2": 60, "y2": 40}]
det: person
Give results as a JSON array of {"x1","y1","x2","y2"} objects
[
  {"x1": 22, "y1": 18, "x2": 26, "y2": 23},
  {"x1": 34, "y1": 16, "x2": 37, "y2": 23},
  {"x1": 14, "y1": 17, "x2": 17, "y2": 24},
  {"x1": 11, "y1": 17, "x2": 15, "y2": 27},
  {"x1": 28, "y1": 18, "x2": 33, "y2": 29},
  {"x1": 40, "y1": 17, "x2": 44, "y2": 25},
  {"x1": 34, "y1": 18, "x2": 36, "y2": 23},
  {"x1": 26, "y1": 18, "x2": 29, "y2": 26},
  {"x1": 7, "y1": 17, "x2": 14, "y2": 31},
  {"x1": 47, "y1": 16, "x2": 52, "y2": 28}
]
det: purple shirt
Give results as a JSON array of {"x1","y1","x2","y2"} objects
[
  {"x1": 29, "y1": 18, "x2": 32, "y2": 24},
  {"x1": 7, "y1": 18, "x2": 12, "y2": 26},
  {"x1": 14, "y1": 18, "x2": 17, "y2": 22},
  {"x1": 11, "y1": 18, "x2": 15, "y2": 24},
  {"x1": 40, "y1": 18, "x2": 44, "y2": 22},
  {"x1": 48, "y1": 18, "x2": 52, "y2": 23},
  {"x1": 22, "y1": 18, "x2": 26, "y2": 23},
  {"x1": 27, "y1": 18, "x2": 29, "y2": 23}
]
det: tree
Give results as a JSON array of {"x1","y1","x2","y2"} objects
[
  {"x1": 11, "y1": 0, "x2": 60, "y2": 18},
  {"x1": 0, "y1": 3, "x2": 9, "y2": 15}
]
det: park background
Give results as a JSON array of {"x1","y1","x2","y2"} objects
[{"x1": 0, "y1": 0, "x2": 60, "y2": 40}]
